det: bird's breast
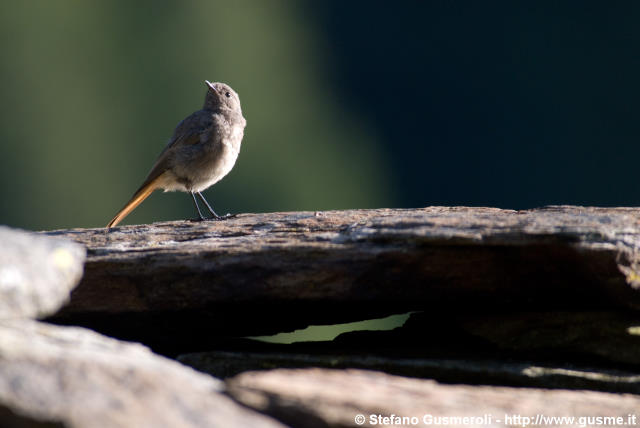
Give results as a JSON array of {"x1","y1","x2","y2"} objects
[{"x1": 188, "y1": 124, "x2": 244, "y2": 192}]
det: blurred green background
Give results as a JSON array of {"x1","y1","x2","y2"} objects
[{"x1": 2, "y1": 1, "x2": 640, "y2": 231}]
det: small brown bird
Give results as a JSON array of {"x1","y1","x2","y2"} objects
[{"x1": 107, "y1": 81, "x2": 246, "y2": 229}]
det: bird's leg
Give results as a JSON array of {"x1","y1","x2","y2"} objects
[
  {"x1": 197, "y1": 192, "x2": 236, "y2": 220},
  {"x1": 190, "y1": 192, "x2": 206, "y2": 221}
]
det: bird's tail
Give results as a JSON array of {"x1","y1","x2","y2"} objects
[{"x1": 106, "y1": 174, "x2": 164, "y2": 229}]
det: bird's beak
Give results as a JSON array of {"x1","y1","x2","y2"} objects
[{"x1": 205, "y1": 80, "x2": 217, "y2": 92}]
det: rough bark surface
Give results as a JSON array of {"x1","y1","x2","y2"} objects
[
  {"x1": 227, "y1": 368, "x2": 640, "y2": 428},
  {"x1": 43, "y1": 207, "x2": 640, "y2": 348}
]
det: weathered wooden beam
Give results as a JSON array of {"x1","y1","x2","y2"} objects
[{"x1": 43, "y1": 207, "x2": 640, "y2": 351}]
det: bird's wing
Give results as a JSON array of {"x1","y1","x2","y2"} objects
[
  {"x1": 167, "y1": 113, "x2": 212, "y2": 149},
  {"x1": 106, "y1": 111, "x2": 216, "y2": 228},
  {"x1": 137, "y1": 113, "x2": 214, "y2": 192}
]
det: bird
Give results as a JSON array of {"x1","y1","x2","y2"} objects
[{"x1": 106, "y1": 81, "x2": 246, "y2": 229}]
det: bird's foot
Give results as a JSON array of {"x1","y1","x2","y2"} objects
[
  {"x1": 189, "y1": 213, "x2": 236, "y2": 222},
  {"x1": 207, "y1": 213, "x2": 237, "y2": 221}
]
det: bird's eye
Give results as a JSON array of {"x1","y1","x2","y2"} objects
[{"x1": 225, "y1": 92, "x2": 231, "y2": 98}]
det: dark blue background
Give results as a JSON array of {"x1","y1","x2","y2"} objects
[{"x1": 309, "y1": 1, "x2": 640, "y2": 208}]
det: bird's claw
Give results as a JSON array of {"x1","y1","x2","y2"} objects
[{"x1": 209, "y1": 213, "x2": 236, "y2": 221}]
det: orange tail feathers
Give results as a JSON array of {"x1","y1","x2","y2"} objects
[{"x1": 106, "y1": 175, "x2": 164, "y2": 229}]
